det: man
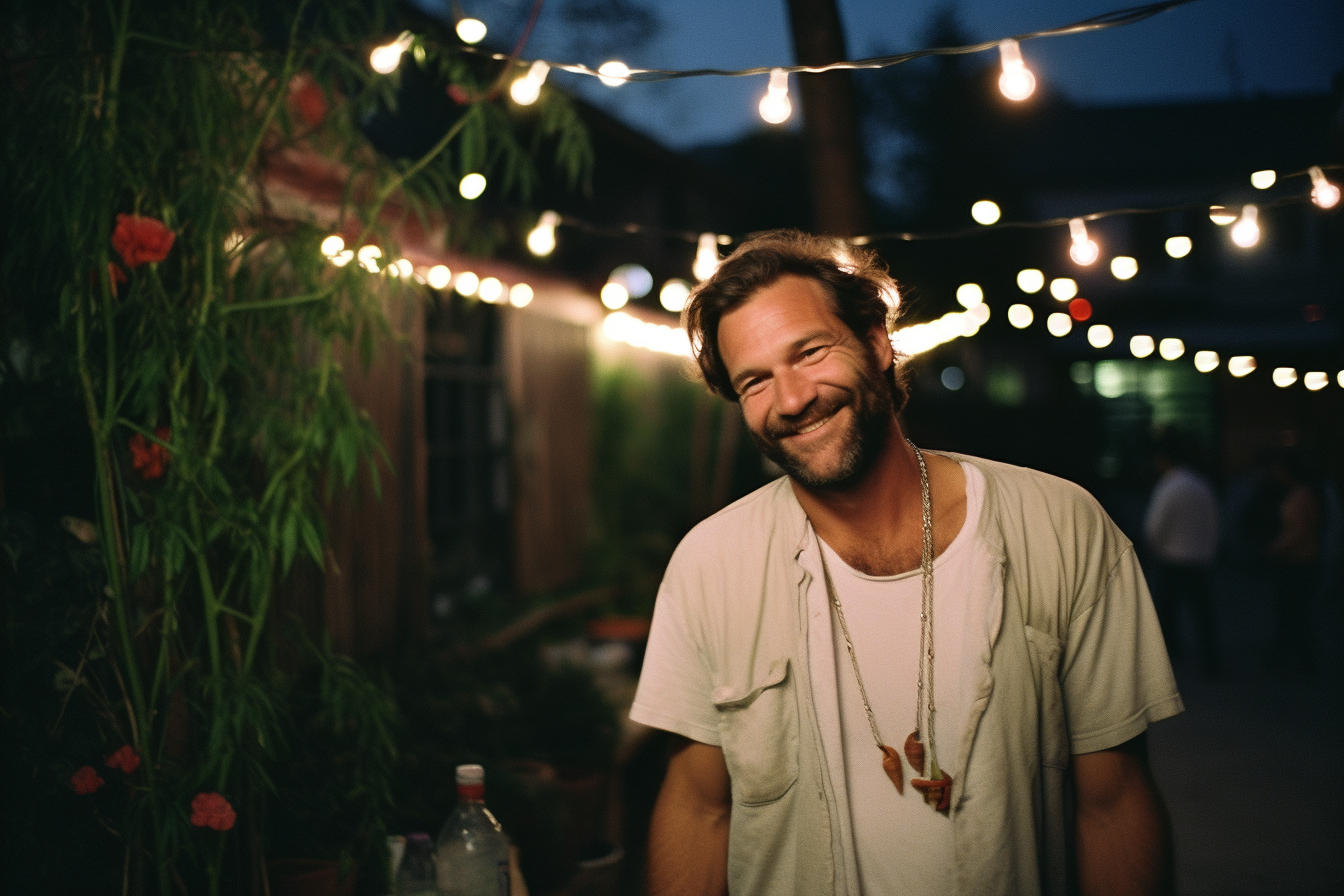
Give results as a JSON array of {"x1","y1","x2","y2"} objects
[
  {"x1": 630, "y1": 231, "x2": 1182, "y2": 896},
  {"x1": 1143, "y1": 429, "x2": 1221, "y2": 676}
]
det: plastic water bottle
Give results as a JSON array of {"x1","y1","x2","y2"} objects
[
  {"x1": 435, "y1": 764, "x2": 511, "y2": 895},
  {"x1": 396, "y1": 832, "x2": 438, "y2": 896}
]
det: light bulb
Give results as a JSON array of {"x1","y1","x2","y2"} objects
[
  {"x1": 1193, "y1": 351, "x2": 1219, "y2": 373},
  {"x1": 1230, "y1": 205, "x2": 1259, "y2": 248},
  {"x1": 321, "y1": 235, "x2": 346, "y2": 257},
  {"x1": 510, "y1": 61, "x2": 549, "y2": 106},
  {"x1": 1007, "y1": 304, "x2": 1034, "y2": 328},
  {"x1": 1068, "y1": 298, "x2": 1092, "y2": 322},
  {"x1": 427, "y1": 265, "x2": 451, "y2": 289},
  {"x1": 478, "y1": 277, "x2": 504, "y2": 303},
  {"x1": 1304, "y1": 371, "x2": 1328, "y2": 391},
  {"x1": 956, "y1": 283, "x2": 984, "y2": 308},
  {"x1": 693, "y1": 232, "x2": 721, "y2": 282},
  {"x1": 527, "y1": 211, "x2": 559, "y2": 256},
  {"x1": 330, "y1": 249, "x2": 353, "y2": 267},
  {"x1": 660, "y1": 279, "x2": 691, "y2": 313},
  {"x1": 600, "y1": 282, "x2": 629, "y2": 310},
  {"x1": 459, "y1": 173, "x2": 487, "y2": 200},
  {"x1": 1309, "y1": 166, "x2": 1340, "y2": 209},
  {"x1": 1228, "y1": 356, "x2": 1256, "y2": 377},
  {"x1": 1129, "y1": 335, "x2": 1155, "y2": 359},
  {"x1": 456, "y1": 18, "x2": 487, "y2": 45},
  {"x1": 509, "y1": 283, "x2": 534, "y2": 308},
  {"x1": 357, "y1": 245, "x2": 382, "y2": 272},
  {"x1": 971, "y1": 200, "x2": 1001, "y2": 225},
  {"x1": 1250, "y1": 169, "x2": 1276, "y2": 190},
  {"x1": 393, "y1": 258, "x2": 413, "y2": 279},
  {"x1": 1068, "y1": 218, "x2": 1099, "y2": 265},
  {"x1": 610, "y1": 263, "x2": 653, "y2": 299},
  {"x1": 758, "y1": 68, "x2": 792, "y2": 124},
  {"x1": 1110, "y1": 256, "x2": 1138, "y2": 280},
  {"x1": 1158, "y1": 337, "x2": 1184, "y2": 361},
  {"x1": 454, "y1": 272, "x2": 479, "y2": 296},
  {"x1": 1165, "y1": 236, "x2": 1192, "y2": 258},
  {"x1": 1017, "y1": 269, "x2": 1044, "y2": 293},
  {"x1": 1272, "y1": 367, "x2": 1297, "y2": 388},
  {"x1": 1046, "y1": 312, "x2": 1072, "y2": 337},
  {"x1": 1087, "y1": 325, "x2": 1113, "y2": 348},
  {"x1": 597, "y1": 61, "x2": 631, "y2": 88},
  {"x1": 1049, "y1": 277, "x2": 1077, "y2": 301},
  {"x1": 370, "y1": 32, "x2": 413, "y2": 74},
  {"x1": 997, "y1": 39, "x2": 1036, "y2": 101},
  {"x1": 1208, "y1": 206, "x2": 1236, "y2": 225}
]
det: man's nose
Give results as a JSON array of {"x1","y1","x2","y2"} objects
[{"x1": 773, "y1": 366, "x2": 816, "y2": 417}]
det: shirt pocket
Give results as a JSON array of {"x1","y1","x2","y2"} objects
[
  {"x1": 1023, "y1": 625, "x2": 1070, "y2": 769},
  {"x1": 712, "y1": 657, "x2": 799, "y2": 806}
]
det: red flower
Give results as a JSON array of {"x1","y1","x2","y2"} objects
[
  {"x1": 112, "y1": 214, "x2": 176, "y2": 269},
  {"x1": 129, "y1": 427, "x2": 171, "y2": 480},
  {"x1": 71, "y1": 765, "x2": 105, "y2": 795},
  {"x1": 106, "y1": 745, "x2": 140, "y2": 774},
  {"x1": 190, "y1": 792, "x2": 237, "y2": 831}
]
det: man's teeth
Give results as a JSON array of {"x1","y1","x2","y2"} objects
[{"x1": 795, "y1": 414, "x2": 833, "y2": 435}]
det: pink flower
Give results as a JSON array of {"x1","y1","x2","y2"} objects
[
  {"x1": 105, "y1": 745, "x2": 140, "y2": 774},
  {"x1": 129, "y1": 427, "x2": 171, "y2": 480},
  {"x1": 112, "y1": 214, "x2": 176, "y2": 269},
  {"x1": 190, "y1": 792, "x2": 236, "y2": 831},
  {"x1": 71, "y1": 765, "x2": 105, "y2": 795}
]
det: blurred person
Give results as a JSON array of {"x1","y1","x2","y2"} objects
[
  {"x1": 1143, "y1": 429, "x2": 1221, "y2": 677},
  {"x1": 1265, "y1": 448, "x2": 1322, "y2": 673},
  {"x1": 632, "y1": 231, "x2": 1181, "y2": 896}
]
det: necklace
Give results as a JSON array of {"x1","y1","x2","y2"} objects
[{"x1": 822, "y1": 442, "x2": 953, "y2": 812}]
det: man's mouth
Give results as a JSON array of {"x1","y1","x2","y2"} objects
[{"x1": 793, "y1": 413, "x2": 834, "y2": 436}]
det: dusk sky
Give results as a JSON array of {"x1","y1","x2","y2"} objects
[{"x1": 444, "y1": 0, "x2": 1344, "y2": 151}]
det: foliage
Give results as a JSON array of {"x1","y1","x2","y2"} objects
[{"x1": 0, "y1": 0, "x2": 591, "y2": 893}]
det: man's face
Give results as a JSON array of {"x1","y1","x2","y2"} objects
[{"x1": 718, "y1": 275, "x2": 895, "y2": 491}]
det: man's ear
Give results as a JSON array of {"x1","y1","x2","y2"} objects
[{"x1": 867, "y1": 324, "x2": 894, "y2": 372}]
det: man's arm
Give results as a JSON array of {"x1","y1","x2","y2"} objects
[
  {"x1": 1073, "y1": 732, "x2": 1175, "y2": 896},
  {"x1": 647, "y1": 735, "x2": 732, "y2": 896}
]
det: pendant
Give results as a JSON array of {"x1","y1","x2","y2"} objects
[
  {"x1": 903, "y1": 730, "x2": 925, "y2": 775},
  {"x1": 879, "y1": 744, "x2": 903, "y2": 794},
  {"x1": 911, "y1": 773, "x2": 953, "y2": 813}
]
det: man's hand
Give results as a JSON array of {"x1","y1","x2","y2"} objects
[
  {"x1": 1074, "y1": 733, "x2": 1175, "y2": 896},
  {"x1": 647, "y1": 735, "x2": 732, "y2": 896}
]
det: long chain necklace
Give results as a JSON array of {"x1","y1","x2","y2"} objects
[{"x1": 822, "y1": 442, "x2": 953, "y2": 812}]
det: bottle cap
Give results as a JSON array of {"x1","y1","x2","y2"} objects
[{"x1": 455, "y1": 764, "x2": 485, "y2": 786}]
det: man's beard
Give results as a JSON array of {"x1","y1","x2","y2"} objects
[{"x1": 749, "y1": 373, "x2": 894, "y2": 491}]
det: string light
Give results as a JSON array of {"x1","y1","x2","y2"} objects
[
  {"x1": 478, "y1": 277, "x2": 504, "y2": 303},
  {"x1": 602, "y1": 311, "x2": 692, "y2": 357},
  {"x1": 393, "y1": 258, "x2": 413, "y2": 278},
  {"x1": 456, "y1": 18, "x2": 487, "y2": 45},
  {"x1": 1272, "y1": 367, "x2": 1297, "y2": 388},
  {"x1": 1193, "y1": 350, "x2": 1219, "y2": 373},
  {"x1": 1229, "y1": 356, "x2": 1256, "y2": 377},
  {"x1": 1068, "y1": 217, "x2": 1099, "y2": 265},
  {"x1": 356, "y1": 245, "x2": 382, "y2": 273},
  {"x1": 1158, "y1": 337, "x2": 1184, "y2": 360},
  {"x1": 600, "y1": 281, "x2": 630, "y2": 310},
  {"x1": 1087, "y1": 324, "x2": 1113, "y2": 348},
  {"x1": 509, "y1": 283, "x2": 534, "y2": 307},
  {"x1": 1304, "y1": 371, "x2": 1327, "y2": 391},
  {"x1": 510, "y1": 60, "x2": 550, "y2": 106},
  {"x1": 660, "y1": 279, "x2": 691, "y2": 312},
  {"x1": 329, "y1": 249, "x2": 354, "y2": 267},
  {"x1": 692, "y1": 232, "x2": 721, "y2": 281},
  {"x1": 454, "y1": 271, "x2": 479, "y2": 296},
  {"x1": 1017, "y1": 269, "x2": 1045, "y2": 293},
  {"x1": 972, "y1": 200, "x2": 1001, "y2": 225},
  {"x1": 459, "y1": 173, "x2": 487, "y2": 200},
  {"x1": 1046, "y1": 312, "x2": 1072, "y2": 336},
  {"x1": 1309, "y1": 166, "x2": 1340, "y2": 209},
  {"x1": 370, "y1": 32, "x2": 413, "y2": 74},
  {"x1": 1208, "y1": 205, "x2": 1236, "y2": 225},
  {"x1": 1165, "y1": 236, "x2": 1192, "y2": 258},
  {"x1": 1050, "y1": 277, "x2": 1077, "y2": 301},
  {"x1": 527, "y1": 211, "x2": 559, "y2": 256},
  {"x1": 1130, "y1": 335, "x2": 1155, "y2": 358},
  {"x1": 1008, "y1": 304, "x2": 1034, "y2": 328},
  {"x1": 758, "y1": 68, "x2": 792, "y2": 124},
  {"x1": 956, "y1": 283, "x2": 984, "y2": 308},
  {"x1": 1068, "y1": 298, "x2": 1092, "y2": 321},
  {"x1": 427, "y1": 264, "x2": 451, "y2": 289},
  {"x1": 1230, "y1": 205, "x2": 1259, "y2": 248},
  {"x1": 320, "y1": 235, "x2": 346, "y2": 257},
  {"x1": 609, "y1": 263, "x2": 654, "y2": 298},
  {"x1": 1250, "y1": 170, "x2": 1276, "y2": 190},
  {"x1": 597, "y1": 61, "x2": 631, "y2": 88},
  {"x1": 1110, "y1": 256, "x2": 1138, "y2": 279},
  {"x1": 997, "y1": 39, "x2": 1036, "y2": 101}
]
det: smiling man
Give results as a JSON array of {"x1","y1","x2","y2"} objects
[{"x1": 630, "y1": 230, "x2": 1183, "y2": 896}]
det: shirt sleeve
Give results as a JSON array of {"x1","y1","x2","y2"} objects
[
  {"x1": 1061, "y1": 543, "x2": 1184, "y2": 755},
  {"x1": 629, "y1": 555, "x2": 722, "y2": 746}
]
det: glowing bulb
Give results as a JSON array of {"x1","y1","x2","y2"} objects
[
  {"x1": 510, "y1": 60, "x2": 549, "y2": 106},
  {"x1": 1228, "y1": 356, "x2": 1256, "y2": 377},
  {"x1": 1129, "y1": 335, "x2": 1154, "y2": 359},
  {"x1": 330, "y1": 249, "x2": 353, "y2": 267},
  {"x1": 1193, "y1": 351, "x2": 1219, "y2": 373},
  {"x1": 660, "y1": 279, "x2": 691, "y2": 313},
  {"x1": 393, "y1": 258, "x2": 413, "y2": 279},
  {"x1": 454, "y1": 271, "x2": 479, "y2": 296},
  {"x1": 1049, "y1": 278, "x2": 1077, "y2": 301},
  {"x1": 509, "y1": 283, "x2": 534, "y2": 308},
  {"x1": 1165, "y1": 236, "x2": 1192, "y2": 258},
  {"x1": 601, "y1": 282, "x2": 629, "y2": 310},
  {"x1": 1339, "y1": 371, "x2": 1344, "y2": 389},
  {"x1": 527, "y1": 211, "x2": 559, "y2": 256},
  {"x1": 1087, "y1": 325, "x2": 1113, "y2": 348},
  {"x1": 1068, "y1": 218, "x2": 1099, "y2": 265},
  {"x1": 1272, "y1": 367, "x2": 1297, "y2": 388},
  {"x1": 1230, "y1": 205, "x2": 1259, "y2": 248},
  {"x1": 956, "y1": 283, "x2": 984, "y2": 308},
  {"x1": 321, "y1": 235, "x2": 346, "y2": 257},
  {"x1": 427, "y1": 265, "x2": 451, "y2": 289},
  {"x1": 997, "y1": 39, "x2": 1036, "y2": 101},
  {"x1": 456, "y1": 18, "x2": 487, "y2": 44},
  {"x1": 1017, "y1": 269, "x2": 1044, "y2": 293},
  {"x1": 357, "y1": 245, "x2": 382, "y2": 272},
  {"x1": 1007, "y1": 304, "x2": 1034, "y2": 328},
  {"x1": 758, "y1": 68, "x2": 792, "y2": 124},
  {"x1": 1209, "y1": 206, "x2": 1236, "y2": 225},
  {"x1": 370, "y1": 33, "x2": 413, "y2": 74},
  {"x1": 597, "y1": 61, "x2": 631, "y2": 88},
  {"x1": 1309, "y1": 166, "x2": 1340, "y2": 209},
  {"x1": 1110, "y1": 256, "x2": 1138, "y2": 280},
  {"x1": 1158, "y1": 337, "x2": 1184, "y2": 361},
  {"x1": 1046, "y1": 312, "x2": 1071, "y2": 337},
  {"x1": 1068, "y1": 298, "x2": 1092, "y2": 321},
  {"x1": 1304, "y1": 371, "x2": 1327, "y2": 391},
  {"x1": 1250, "y1": 170, "x2": 1276, "y2": 190},
  {"x1": 478, "y1": 277, "x2": 504, "y2": 303},
  {"x1": 693, "y1": 232, "x2": 721, "y2": 282},
  {"x1": 459, "y1": 173, "x2": 487, "y2": 200},
  {"x1": 610, "y1": 263, "x2": 653, "y2": 299},
  {"x1": 969, "y1": 302, "x2": 990, "y2": 325},
  {"x1": 971, "y1": 200, "x2": 1001, "y2": 225}
]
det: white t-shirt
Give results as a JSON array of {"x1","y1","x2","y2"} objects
[{"x1": 813, "y1": 461, "x2": 991, "y2": 895}]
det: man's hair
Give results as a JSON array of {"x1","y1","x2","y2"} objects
[{"x1": 682, "y1": 229, "x2": 909, "y2": 412}]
